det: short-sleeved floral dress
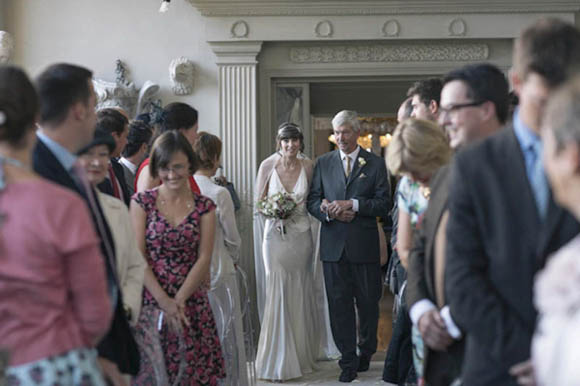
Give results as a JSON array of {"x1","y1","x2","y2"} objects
[{"x1": 132, "y1": 189, "x2": 225, "y2": 385}]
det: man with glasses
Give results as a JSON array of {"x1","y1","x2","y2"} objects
[
  {"x1": 406, "y1": 63, "x2": 509, "y2": 386},
  {"x1": 444, "y1": 19, "x2": 580, "y2": 385}
]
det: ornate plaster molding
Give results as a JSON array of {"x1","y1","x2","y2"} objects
[
  {"x1": 448, "y1": 18, "x2": 467, "y2": 36},
  {"x1": 231, "y1": 20, "x2": 250, "y2": 38},
  {"x1": 289, "y1": 43, "x2": 489, "y2": 63},
  {"x1": 169, "y1": 57, "x2": 195, "y2": 95},
  {"x1": 187, "y1": 0, "x2": 580, "y2": 17},
  {"x1": 315, "y1": 20, "x2": 333, "y2": 38},
  {"x1": 382, "y1": 19, "x2": 400, "y2": 37}
]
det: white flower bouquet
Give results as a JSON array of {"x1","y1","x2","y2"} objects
[{"x1": 256, "y1": 192, "x2": 297, "y2": 220}]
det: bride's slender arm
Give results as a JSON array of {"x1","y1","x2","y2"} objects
[
  {"x1": 175, "y1": 209, "x2": 216, "y2": 304},
  {"x1": 307, "y1": 158, "x2": 327, "y2": 222}
]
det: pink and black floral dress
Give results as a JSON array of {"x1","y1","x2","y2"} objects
[{"x1": 132, "y1": 189, "x2": 225, "y2": 385}]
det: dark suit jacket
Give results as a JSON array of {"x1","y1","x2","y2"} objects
[
  {"x1": 445, "y1": 126, "x2": 580, "y2": 385},
  {"x1": 98, "y1": 158, "x2": 131, "y2": 206},
  {"x1": 33, "y1": 139, "x2": 139, "y2": 375},
  {"x1": 307, "y1": 148, "x2": 390, "y2": 263},
  {"x1": 406, "y1": 165, "x2": 463, "y2": 385}
]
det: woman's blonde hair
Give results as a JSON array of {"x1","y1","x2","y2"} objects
[{"x1": 386, "y1": 118, "x2": 451, "y2": 177}]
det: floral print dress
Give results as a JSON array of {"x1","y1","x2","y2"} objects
[{"x1": 132, "y1": 189, "x2": 225, "y2": 385}]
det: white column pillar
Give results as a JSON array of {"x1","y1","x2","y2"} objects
[{"x1": 210, "y1": 41, "x2": 263, "y2": 341}]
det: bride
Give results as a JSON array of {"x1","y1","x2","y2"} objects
[{"x1": 253, "y1": 123, "x2": 338, "y2": 381}]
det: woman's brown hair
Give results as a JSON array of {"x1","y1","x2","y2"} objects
[
  {"x1": 194, "y1": 131, "x2": 222, "y2": 170},
  {"x1": 149, "y1": 131, "x2": 199, "y2": 179}
]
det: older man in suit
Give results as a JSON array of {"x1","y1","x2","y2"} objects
[
  {"x1": 406, "y1": 63, "x2": 509, "y2": 386},
  {"x1": 445, "y1": 19, "x2": 580, "y2": 386},
  {"x1": 307, "y1": 110, "x2": 390, "y2": 383},
  {"x1": 34, "y1": 63, "x2": 139, "y2": 384}
]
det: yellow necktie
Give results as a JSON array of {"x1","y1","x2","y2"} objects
[{"x1": 345, "y1": 155, "x2": 351, "y2": 177}]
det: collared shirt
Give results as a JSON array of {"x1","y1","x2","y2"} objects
[
  {"x1": 119, "y1": 157, "x2": 137, "y2": 175},
  {"x1": 513, "y1": 108, "x2": 549, "y2": 219},
  {"x1": 36, "y1": 130, "x2": 77, "y2": 173},
  {"x1": 339, "y1": 146, "x2": 361, "y2": 212},
  {"x1": 513, "y1": 108, "x2": 543, "y2": 186}
]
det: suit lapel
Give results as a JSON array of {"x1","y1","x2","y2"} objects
[
  {"x1": 347, "y1": 147, "x2": 367, "y2": 186},
  {"x1": 33, "y1": 139, "x2": 80, "y2": 194},
  {"x1": 334, "y1": 150, "x2": 347, "y2": 186},
  {"x1": 502, "y1": 127, "x2": 542, "y2": 252},
  {"x1": 536, "y1": 195, "x2": 566, "y2": 266},
  {"x1": 424, "y1": 167, "x2": 451, "y2": 298}
]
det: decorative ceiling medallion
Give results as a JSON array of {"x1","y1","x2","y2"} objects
[
  {"x1": 382, "y1": 19, "x2": 400, "y2": 37},
  {"x1": 448, "y1": 18, "x2": 467, "y2": 36},
  {"x1": 231, "y1": 20, "x2": 250, "y2": 38},
  {"x1": 290, "y1": 43, "x2": 489, "y2": 63},
  {"x1": 315, "y1": 20, "x2": 333, "y2": 38}
]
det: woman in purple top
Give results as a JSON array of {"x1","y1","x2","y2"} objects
[{"x1": 0, "y1": 67, "x2": 112, "y2": 384}]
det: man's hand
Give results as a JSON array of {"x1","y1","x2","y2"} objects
[
  {"x1": 418, "y1": 310, "x2": 454, "y2": 351},
  {"x1": 335, "y1": 209, "x2": 356, "y2": 223},
  {"x1": 320, "y1": 199, "x2": 330, "y2": 214},
  {"x1": 510, "y1": 360, "x2": 536, "y2": 386},
  {"x1": 327, "y1": 200, "x2": 353, "y2": 217}
]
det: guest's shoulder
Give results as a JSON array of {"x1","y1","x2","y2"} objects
[
  {"x1": 316, "y1": 150, "x2": 338, "y2": 163},
  {"x1": 196, "y1": 193, "x2": 216, "y2": 212},
  {"x1": 131, "y1": 188, "x2": 158, "y2": 207}
]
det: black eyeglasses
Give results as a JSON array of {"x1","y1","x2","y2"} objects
[{"x1": 439, "y1": 100, "x2": 485, "y2": 115}]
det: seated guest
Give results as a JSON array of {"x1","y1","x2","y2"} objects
[
  {"x1": 77, "y1": 127, "x2": 146, "y2": 326},
  {"x1": 135, "y1": 102, "x2": 200, "y2": 193},
  {"x1": 406, "y1": 63, "x2": 509, "y2": 386},
  {"x1": 119, "y1": 119, "x2": 153, "y2": 197},
  {"x1": 193, "y1": 132, "x2": 248, "y2": 385},
  {"x1": 95, "y1": 108, "x2": 131, "y2": 205},
  {"x1": 0, "y1": 66, "x2": 111, "y2": 384},
  {"x1": 532, "y1": 77, "x2": 580, "y2": 385},
  {"x1": 130, "y1": 131, "x2": 225, "y2": 384},
  {"x1": 385, "y1": 118, "x2": 452, "y2": 384}
]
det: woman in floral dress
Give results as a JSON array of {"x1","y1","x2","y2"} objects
[{"x1": 130, "y1": 131, "x2": 225, "y2": 385}]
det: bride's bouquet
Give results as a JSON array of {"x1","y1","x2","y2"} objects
[{"x1": 256, "y1": 192, "x2": 297, "y2": 234}]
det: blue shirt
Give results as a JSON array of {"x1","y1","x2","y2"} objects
[
  {"x1": 36, "y1": 130, "x2": 77, "y2": 173},
  {"x1": 512, "y1": 108, "x2": 549, "y2": 219}
]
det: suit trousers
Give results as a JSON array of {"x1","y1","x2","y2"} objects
[{"x1": 323, "y1": 254, "x2": 382, "y2": 370}]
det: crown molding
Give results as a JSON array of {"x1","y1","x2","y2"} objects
[{"x1": 187, "y1": 0, "x2": 580, "y2": 17}]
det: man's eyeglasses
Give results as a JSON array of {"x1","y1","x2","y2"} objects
[{"x1": 439, "y1": 100, "x2": 485, "y2": 116}]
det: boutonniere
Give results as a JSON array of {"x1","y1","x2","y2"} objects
[
  {"x1": 358, "y1": 157, "x2": 366, "y2": 167},
  {"x1": 359, "y1": 173, "x2": 367, "y2": 179}
]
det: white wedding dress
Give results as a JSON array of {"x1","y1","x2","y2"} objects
[{"x1": 255, "y1": 166, "x2": 320, "y2": 381}]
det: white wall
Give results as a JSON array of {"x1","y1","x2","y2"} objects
[{"x1": 4, "y1": 0, "x2": 220, "y2": 134}]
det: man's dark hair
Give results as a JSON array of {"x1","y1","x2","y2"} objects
[
  {"x1": 123, "y1": 120, "x2": 153, "y2": 158},
  {"x1": 160, "y1": 102, "x2": 198, "y2": 134},
  {"x1": 406, "y1": 78, "x2": 443, "y2": 106},
  {"x1": 514, "y1": 18, "x2": 580, "y2": 87},
  {"x1": 35, "y1": 63, "x2": 93, "y2": 125},
  {"x1": 444, "y1": 63, "x2": 510, "y2": 124},
  {"x1": 96, "y1": 108, "x2": 128, "y2": 136}
]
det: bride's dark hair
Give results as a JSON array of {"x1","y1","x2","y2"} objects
[{"x1": 276, "y1": 122, "x2": 304, "y2": 152}]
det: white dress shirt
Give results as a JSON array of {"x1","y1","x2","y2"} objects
[{"x1": 339, "y1": 146, "x2": 361, "y2": 212}]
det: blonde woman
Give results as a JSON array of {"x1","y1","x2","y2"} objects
[{"x1": 385, "y1": 118, "x2": 451, "y2": 384}]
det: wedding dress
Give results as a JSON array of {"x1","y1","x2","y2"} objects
[{"x1": 255, "y1": 166, "x2": 320, "y2": 381}]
